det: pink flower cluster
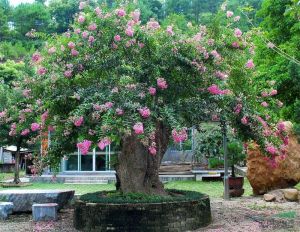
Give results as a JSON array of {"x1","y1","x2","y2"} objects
[
  {"x1": 172, "y1": 128, "x2": 188, "y2": 143},
  {"x1": 148, "y1": 144, "x2": 157, "y2": 155},
  {"x1": 147, "y1": 19, "x2": 160, "y2": 30},
  {"x1": 32, "y1": 52, "x2": 42, "y2": 63},
  {"x1": 245, "y1": 59, "x2": 255, "y2": 69},
  {"x1": 166, "y1": 26, "x2": 174, "y2": 36},
  {"x1": 74, "y1": 116, "x2": 84, "y2": 127},
  {"x1": 41, "y1": 110, "x2": 48, "y2": 123},
  {"x1": 207, "y1": 84, "x2": 229, "y2": 95},
  {"x1": 21, "y1": 129, "x2": 30, "y2": 136},
  {"x1": 116, "y1": 108, "x2": 124, "y2": 115},
  {"x1": 241, "y1": 116, "x2": 248, "y2": 125},
  {"x1": 234, "y1": 28, "x2": 242, "y2": 38},
  {"x1": 77, "y1": 140, "x2": 92, "y2": 155},
  {"x1": 266, "y1": 145, "x2": 278, "y2": 155},
  {"x1": 37, "y1": 67, "x2": 47, "y2": 75},
  {"x1": 9, "y1": 123, "x2": 17, "y2": 136},
  {"x1": 139, "y1": 107, "x2": 151, "y2": 118},
  {"x1": 98, "y1": 138, "x2": 111, "y2": 150},
  {"x1": 157, "y1": 78, "x2": 168, "y2": 89},
  {"x1": 226, "y1": 11, "x2": 233, "y2": 18},
  {"x1": 133, "y1": 122, "x2": 144, "y2": 134},
  {"x1": 149, "y1": 87, "x2": 156, "y2": 95},
  {"x1": 31, "y1": 123, "x2": 40, "y2": 132},
  {"x1": 116, "y1": 8, "x2": 126, "y2": 17}
]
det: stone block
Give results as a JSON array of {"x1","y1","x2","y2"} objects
[
  {"x1": 0, "y1": 189, "x2": 74, "y2": 212},
  {"x1": 263, "y1": 194, "x2": 276, "y2": 202},
  {"x1": 0, "y1": 202, "x2": 13, "y2": 220},
  {"x1": 32, "y1": 203, "x2": 58, "y2": 221}
]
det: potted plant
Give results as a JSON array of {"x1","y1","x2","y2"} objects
[{"x1": 227, "y1": 141, "x2": 246, "y2": 197}]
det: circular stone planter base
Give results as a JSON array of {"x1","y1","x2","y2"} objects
[
  {"x1": 1, "y1": 183, "x2": 32, "y2": 188},
  {"x1": 74, "y1": 190, "x2": 211, "y2": 232}
]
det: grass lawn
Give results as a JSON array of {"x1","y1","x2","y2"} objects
[
  {"x1": 0, "y1": 177, "x2": 254, "y2": 197},
  {"x1": 0, "y1": 171, "x2": 25, "y2": 182}
]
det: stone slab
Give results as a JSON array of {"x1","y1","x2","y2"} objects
[
  {"x1": 0, "y1": 190, "x2": 74, "y2": 212},
  {"x1": 32, "y1": 203, "x2": 58, "y2": 221},
  {"x1": 0, "y1": 202, "x2": 14, "y2": 220}
]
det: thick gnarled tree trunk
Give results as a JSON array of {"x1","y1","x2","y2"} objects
[{"x1": 116, "y1": 122, "x2": 169, "y2": 195}]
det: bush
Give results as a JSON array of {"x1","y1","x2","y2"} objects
[{"x1": 80, "y1": 189, "x2": 206, "y2": 204}]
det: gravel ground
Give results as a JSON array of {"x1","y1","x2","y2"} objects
[{"x1": 1, "y1": 197, "x2": 300, "y2": 232}]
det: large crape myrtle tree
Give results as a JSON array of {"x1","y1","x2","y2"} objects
[{"x1": 30, "y1": 2, "x2": 288, "y2": 194}]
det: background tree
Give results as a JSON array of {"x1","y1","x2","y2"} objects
[{"x1": 254, "y1": 0, "x2": 300, "y2": 134}]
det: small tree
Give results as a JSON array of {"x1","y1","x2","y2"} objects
[
  {"x1": 0, "y1": 79, "x2": 43, "y2": 184},
  {"x1": 30, "y1": 2, "x2": 287, "y2": 194}
]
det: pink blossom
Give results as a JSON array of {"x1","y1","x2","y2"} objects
[
  {"x1": 116, "y1": 8, "x2": 126, "y2": 17},
  {"x1": 79, "y1": 1, "x2": 86, "y2": 10},
  {"x1": 48, "y1": 125, "x2": 55, "y2": 132},
  {"x1": 172, "y1": 128, "x2": 188, "y2": 143},
  {"x1": 157, "y1": 78, "x2": 168, "y2": 90},
  {"x1": 74, "y1": 116, "x2": 84, "y2": 127},
  {"x1": 74, "y1": 28, "x2": 81, "y2": 34},
  {"x1": 133, "y1": 122, "x2": 144, "y2": 134},
  {"x1": 125, "y1": 27, "x2": 134, "y2": 37},
  {"x1": 88, "y1": 36, "x2": 95, "y2": 43},
  {"x1": 149, "y1": 146, "x2": 157, "y2": 155},
  {"x1": 270, "y1": 89, "x2": 277, "y2": 96},
  {"x1": 64, "y1": 70, "x2": 72, "y2": 77},
  {"x1": 166, "y1": 26, "x2": 174, "y2": 36},
  {"x1": 149, "y1": 87, "x2": 156, "y2": 95},
  {"x1": 114, "y1": 35, "x2": 121, "y2": 42},
  {"x1": 0, "y1": 111, "x2": 6, "y2": 118},
  {"x1": 112, "y1": 43, "x2": 118, "y2": 49},
  {"x1": 116, "y1": 108, "x2": 124, "y2": 115},
  {"x1": 21, "y1": 129, "x2": 30, "y2": 136},
  {"x1": 31, "y1": 123, "x2": 40, "y2": 132},
  {"x1": 22, "y1": 89, "x2": 31, "y2": 97},
  {"x1": 234, "y1": 16, "x2": 241, "y2": 22},
  {"x1": 261, "y1": 102, "x2": 268, "y2": 107},
  {"x1": 105, "y1": 102, "x2": 113, "y2": 109},
  {"x1": 207, "y1": 84, "x2": 228, "y2": 95},
  {"x1": 98, "y1": 138, "x2": 111, "y2": 150},
  {"x1": 95, "y1": 7, "x2": 102, "y2": 17},
  {"x1": 266, "y1": 145, "x2": 278, "y2": 155},
  {"x1": 48, "y1": 47, "x2": 56, "y2": 54},
  {"x1": 68, "y1": 42, "x2": 75, "y2": 49},
  {"x1": 207, "y1": 39, "x2": 214, "y2": 46},
  {"x1": 226, "y1": 11, "x2": 234, "y2": 18},
  {"x1": 234, "y1": 28, "x2": 242, "y2": 37},
  {"x1": 147, "y1": 19, "x2": 160, "y2": 30},
  {"x1": 77, "y1": 140, "x2": 92, "y2": 155},
  {"x1": 263, "y1": 129, "x2": 272, "y2": 136},
  {"x1": 246, "y1": 59, "x2": 255, "y2": 69},
  {"x1": 138, "y1": 42, "x2": 145, "y2": 48},
  {"x1": 41, "y1": 111, "x2": 48, "y2": 123},
  {"x1": 277, "y1": 122, "x2": 286, "y2": 132},
  {"x1": 71, "y1": 49, "x2": 79, "y2": 56},
  {"x1": 78, "y1": 15, "x2": 85, "y2": 23},
  {"x1": 61, "y1": 45, "x2": 65, "y2": 51},
  {"x1": 37, "y1": 67, "x2": 47, "y2": 75},
  {"x1": 232, "y1": 41, "x2": 239, "y2": 48},
  {"x1": 215, "y1": 71, "x2": 228, "y2": 80},
  {"x1": 131, "y1": 9, "x2": 140, "y2": 22},
  {"x1": 211, "y1": 114, "x2": 220, "y2": 121},
  {"x1": 88, "y1": 23, "x2": 97, "y2": 31},
  {"x1": 139, "y1": 107, "x2": 151, "y2": 118},
  {"x1": 32, "y1": 52, "x2": 42, "y2": 63},
  {"x1": 257, "y1": 116, "x2": 268, "y2": 127},
  {"x1": 261, "y1": 91, "x2": 269, "y2": 97},
  {"x1": 211, "y1": 50, "x2": 221, "y2": 59},
  {"x1": 82, "y1": 31, "x2": 89, "y2": 38},
  {"x1": 241, "y1": 116, "x2": 248, "y2": 125}
]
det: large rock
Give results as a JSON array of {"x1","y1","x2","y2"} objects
[
  {"x1": 0, "y1": 202, "x2": 13, "y2": 220},
  {"x1": 0, "y1": 189, "x2": 74, "y2": 212},
  {"x1": 282, "y1": 189, "x2": 298, "y2": 201},
  {"x1": 247, "y1": 122, "x2": 300, "y2": 195}
]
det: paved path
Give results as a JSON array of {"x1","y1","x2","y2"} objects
[{"x1": 1, "y1": 197, "x2": 300, "y2": 232}]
